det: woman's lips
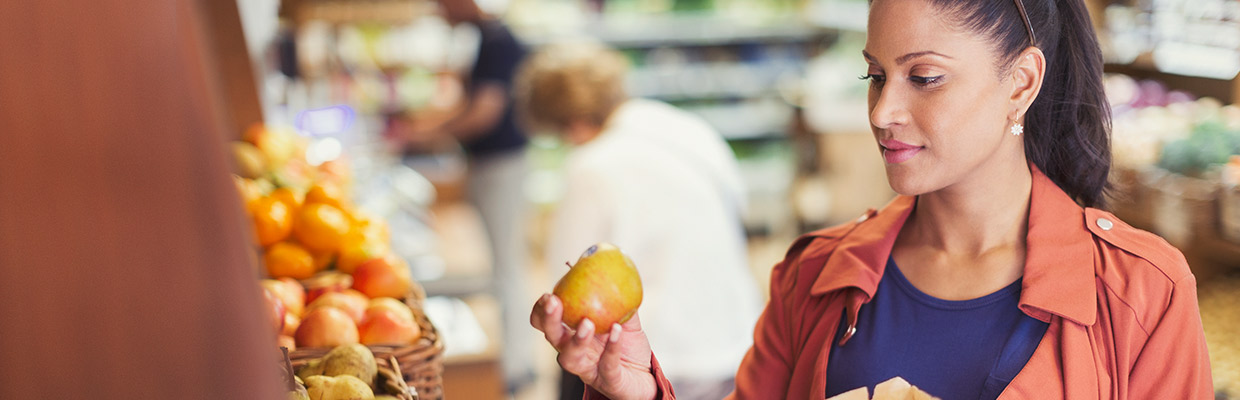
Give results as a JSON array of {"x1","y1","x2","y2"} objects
[{"x1": 879, "y1": 139, "x2": 924, "y2": 164}]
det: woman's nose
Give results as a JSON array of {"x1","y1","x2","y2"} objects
[{"x1": 869, "y1": 84, "x2": 910, "y2": 130}]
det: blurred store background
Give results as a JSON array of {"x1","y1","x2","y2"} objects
[{"x1": 211, "y1": 0, "x2": 1240, "y2": 398}]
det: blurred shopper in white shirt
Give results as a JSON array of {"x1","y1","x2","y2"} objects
[{"x1": 515, "y1": 42, "x2": 763, "y2": 400}]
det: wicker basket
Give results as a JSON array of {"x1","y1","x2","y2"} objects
[
  {"x1": 1140, "y1": 167, "x2": 1220, "y2": 248},
  {"x1": 289, "y1": 290, "x2": 444, "y2": 400},
  {"x1": 1110, "y1": 165, "x2": 1154, "y2": 229},
  {"x1": 1221, "y1": 184, "x2": 1240, "y2": 244}
]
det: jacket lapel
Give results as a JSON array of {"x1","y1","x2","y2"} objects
[
  {"x1": 808, "y1": 195, "x2": 916, "y2": 299},
  {"x1": 1019, "y1": 166, "x2": 1097, "y2": 326}
]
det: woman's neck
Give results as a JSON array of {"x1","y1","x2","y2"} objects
[
  {"x1": 892, "y1": 160, "x2": 1034, "y2": 300},
  {"x1": 906, "y1": 161, "x2": 1033, "y2": 255}
]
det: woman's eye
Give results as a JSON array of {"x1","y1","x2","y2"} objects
[
  {"x1": 909, "y1": 75, "x2": 944, "y2": 86},
  {"x1": 858, "y1": 74, "x2": 886, "y2": 85}
]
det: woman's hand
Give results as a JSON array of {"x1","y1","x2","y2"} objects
[{"x1": 530, "y1": 293, "x2": 658, "y2": 400}]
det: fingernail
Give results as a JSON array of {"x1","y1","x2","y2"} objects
[
  {"x1": 578, "y1": 319, "x2": 593, "y2": 339},
  {"x1": 543, "y1": 295, "x2": 553, "y2": 314},
  {"x1": 608, "y1": 323, "x2": 621, "y2": 343}
]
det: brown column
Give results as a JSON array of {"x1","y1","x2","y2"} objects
[{"x1": 0, "y1": 1, "x2": 283, "y2": 399}]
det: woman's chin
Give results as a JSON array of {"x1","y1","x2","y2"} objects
[{"x1": 884, "y1": 169, "x2": 936, "y2": 197}]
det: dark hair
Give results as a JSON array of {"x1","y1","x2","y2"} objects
[{"x1": 926, "y1": 0, "x2": 1112, "y2": 208}]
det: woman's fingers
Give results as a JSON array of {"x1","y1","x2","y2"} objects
[
  {"x1": 596, "y1": 323, "x2": 626, "y2": 385},
  {"x1": 556, "y1": 318, "x2": 601, "y2": 377},
  {"x1": 531, "y1": 294, "x2": 569, "y2": 345}
]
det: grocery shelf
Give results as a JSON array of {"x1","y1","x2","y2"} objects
[
  {"x1": 421, "y1": 276, "x2": 492, "y2": 298},
  {"x1": 293, "y1": 0, "x2": 434, "y2": 25},
  {"x1": 518, "y1": 13, "x2": 837, "y2": 48},
  {"x1": 1105, "y1": 58, "x2": 1240, "y2": 104},
  {"x1": 682, "y1": 101, "x2": 793, "y2": 140}
]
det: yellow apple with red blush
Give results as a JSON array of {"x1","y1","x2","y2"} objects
[{"x1": 351, "y1": 254, "x2": 413, "y2": 299}]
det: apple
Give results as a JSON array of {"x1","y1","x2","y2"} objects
[
  {"x1": 366, "y1": 297, "x2": 415, "y2": 323},
  {"x1": 305, "y1": 285, "x2": 344, "y2": 306},
  {"x1": 283, "y1": 312, "x2": 301, "y2": 337},
  {"x1": 351, "y1": 254, "x2": 413, "y2": 299},
  {"x1": 262, "y1": 287, "x2": 287, "y2": 335},
  {"x1": 278, "y1": 277, "x2": 307, "y2": 311},
  {"x1": 303, "y1": 272, "x2": 353, "y2": 304},
  {"x1": 261, "y1": 278, "x2": 305, "y2": 316},
  {"x1": 305, "y1": 290, "x2": 368, "y2": 323},
  {"x1": 295, "y1": 307, "x2": 360, "y2": 348},
  {"x1": 552, "y1": 243, "x2": 643, "y2": 330},
  {"x1": 277, "y1": 335, "x2": 297, "y2": 351},
  {"x1": 358, "y1": 308, "x2": 421, "y2": 345}
]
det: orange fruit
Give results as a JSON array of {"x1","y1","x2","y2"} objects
[
  {"x1": 293, "y1": 203, "x2": 352, "y2": 253},
  {"x1": 337, "y1": 234, "x2": 389, "y2": 274},
  {"x1": 304, "y1": 182, "x2": 348, "y2": 209},
  {"x1": 350, "y1": 212, "x2": 390, "y2": 243},
  {"x1": 270, "y1": 187, "x2": 303, "y2": 214},
  {"x1": 311, "y1": 250, "x2": 335, "y2": 272},
  {"x1": 250, "y1": 197, "x2": 293, "y2": 246},
  {"x1": 265, "y1": 242, "x2": 316, "y2": 280}
]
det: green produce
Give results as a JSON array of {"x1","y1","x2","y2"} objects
[{"x1": 1158, "y1": 120, "x2": 1240, "y2": 177}]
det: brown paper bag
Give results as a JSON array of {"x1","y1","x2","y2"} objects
[{"x1": 826, "y1": 377, "x2": 941, "y2": 400}]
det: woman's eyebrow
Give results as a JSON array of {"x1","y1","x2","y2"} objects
[{"x1": 862, "y1": 50, "x2": 954, "y2": 65}]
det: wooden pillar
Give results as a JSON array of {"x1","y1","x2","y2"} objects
[
  {"x1": 0, "y1": 1, "x2": 283, "y2": 398},
  {"x1": 198, "y1": 0, "x2": 266, "y2": 138}
]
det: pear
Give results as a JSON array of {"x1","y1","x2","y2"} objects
[
  {"x1": 288, "y1": 375, "x2": 310, "y2": 400},
  {"x1": 552, "y1": 243, "x2": 643, "y2": 330},
  {"x1": 323, "y1": 344, "x2": 378, "y2": 386},
  {"x1": 304, "y1": 375, "x2": 375, "y2": 400},
  {"x1": 297, "y1": 359, "x2": 325, "y2": 382}
]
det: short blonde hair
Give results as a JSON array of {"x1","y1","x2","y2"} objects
[{"x1": 514, "y1": 41, "x2": 630, "y2": 133}]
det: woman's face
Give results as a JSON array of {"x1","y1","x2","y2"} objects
[{"x1": 865, "y1": 0, "x2": 1025, "y2": 196}]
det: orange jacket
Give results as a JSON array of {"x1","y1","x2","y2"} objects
[{"x1": 594, "y1": 166, "x2": 1212, "y2": 399}]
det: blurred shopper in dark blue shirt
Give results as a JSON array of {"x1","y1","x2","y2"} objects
[{"x1": 390, "y1": 0, "x2": 533, "y2": 394}]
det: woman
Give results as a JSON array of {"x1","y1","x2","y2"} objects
[{"x1": 530, "y1": 0, "x2": 1214, "y2": 398}]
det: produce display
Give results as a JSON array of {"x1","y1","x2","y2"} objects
[
  {"x1": 1107, "y1": 74, "x2": 1240, "y2": 175},
  {"x1": 552, "y1": 243, "x2": 643, "y2": 331},
  {"x1": 232, "y1": 124, "x2": 423, "y2": 352}
]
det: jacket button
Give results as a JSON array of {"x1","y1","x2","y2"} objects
[{"x1": 1096, "y1": 218, "x2": 1114, "y2": 231}]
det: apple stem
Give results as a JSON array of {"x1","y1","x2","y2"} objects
[{"x1": 565, "y1": 261, "x2": 571, "y2": 269}]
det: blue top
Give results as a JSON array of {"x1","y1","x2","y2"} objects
[{"x1": 825, "y1": 257, "x2": 1048, "y2": 400}]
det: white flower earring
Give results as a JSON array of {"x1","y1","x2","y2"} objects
[{"x1": 1010, "y1": 122, "x2": 1023, "y2": 136}]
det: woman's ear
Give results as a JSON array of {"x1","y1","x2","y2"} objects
[{"x1": 1009, "y1": 47, "x2": 1046, "y2": 117}]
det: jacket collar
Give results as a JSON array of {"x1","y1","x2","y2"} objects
[{"x1": 807, "y1": 165, "x2": 1097, "y2": 326}]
